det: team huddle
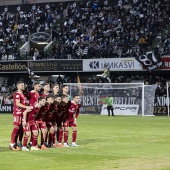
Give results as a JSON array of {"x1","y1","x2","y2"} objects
[{"x1": 10, "y1": 81, "x2": 81, "y2": 151}]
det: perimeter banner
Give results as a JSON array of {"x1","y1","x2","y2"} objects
[
  {"x1": 0, "y1": 96, "x2": 13, "y2": 113},
  {"x1": 83, "y1": 58, "x2": 143, "y2": 71},
  {"x1": 0, "y1": 61, "x2": 27, "y2": 72},
  {"x1": 101, "y1": 104, "x2": 139, "y2": 115},
  {"x1": 29, "y1": 60, "x2": 83, "y2": 72}
]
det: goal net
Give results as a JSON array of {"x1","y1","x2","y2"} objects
[{"x1": 65, "y1": 83, "x2": 156, "y2": 116}]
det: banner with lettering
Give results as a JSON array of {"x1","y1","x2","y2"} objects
[
  {"x1": 101, "y1": 104, "x2": 139, "y2": 115},
  {"x1": 80, "y1": 95, "x2": 142, "y2": 115},
  {"x1": 83, "y1": 58, "x2": 143, "y2": 71},
  {"x1": 156, "y1": 55, "x2": 170, "y2": 70},
  {"x1": 28, "y1": 60, "x2": 83, "y2": 72},
  {"x1": 0, "y1": 61, "x2": 27, "y2": 73},
  {"x1": 135, "y1": 51, "x2": 163, "y2": 71},
  {"x1": 0, "y1": 95, "x2": 13, "y2": 113},
  {"x1": 154, "y1": 96, "x2": 169, "y2": 116}
]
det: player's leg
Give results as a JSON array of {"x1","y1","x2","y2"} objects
[
  {"x1": 40, "y1": 122, "x2": 48, "y2": 149},
  {"x1": 17, "y1": 125, "x2": 24, "y2": 148},
  {"x1": 70, "y1": 122, "x2": 79, "y2": 147},
  {"x1": 63, "y1": 121, "x2": 69, "y2": 147},
  {"x1": 31, "y1": 124, "x2": 40, "y2": 151},
  {"x1": 49, "y1": 126, "x2": 57, "y2": 148},
  {"x1": 22, "y1": 126, "x2": 30, "y2": 151},
  {"x1": 58, "y1": 123, "x2": 64, "y2": 147},
  {"x1": 111, "y1": 107, "x2": 114, "y2": 116},
  {"x1": 107, "y1": 106, "x2": 110, "y2": 116},
  {"x1": 37, "y1": 121, "x2": 48, "y2": 149},
  {"x1": 52, "y1": 124, "x2": 58, "y2": 146},
  {"x1": 10, "y1": 115, "x2": 22, "y2": 150}
]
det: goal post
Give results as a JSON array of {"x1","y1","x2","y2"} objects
[{"x1": 64, "y1": 83, "x2": 156, "y2": 116}]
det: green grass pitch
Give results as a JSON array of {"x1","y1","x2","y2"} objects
[{"x1": 0, "y1": 114, "x2": 170, "y2": 170}]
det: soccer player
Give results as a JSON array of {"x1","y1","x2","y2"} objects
[
  {"x1": 64, "y1": 95, "x2": 81, "y2": 147},
  {"x1": 62, "y1": 85, "x2": 72, "y2": 100},
  {"x1": 53, "y1": 95, "x2": 68, "y2": 147},
  {"x1": 35, "y1": 101, "x2": 50, "y2": 150},
  {"x1": 27, "y1": 82, "x2": 41, "y2": 147},
  {"x1": 52, "y1": 83, "x2": 60, "y2": 142},
  {"x1": 52, "y1": 83, "x2": 60, "y2": 96},
  {"x1": 41, "y1": 82, "x2": 50, "y2": 97},
  {"x1": 36, "y1": 82, "x2": 50, "y2": 149},
  {"x1": 44, "y1": 94, "x2": 57, "y2": 148},
  {"x1": 29, "y1": 82, "x2": 41, "y2": 106},
  {"x1": 22, "y1": 96, "x2": 46, "y2": 151},
  {"x1": 10, "y1": 81, "x2": 32, "y2": 151}
]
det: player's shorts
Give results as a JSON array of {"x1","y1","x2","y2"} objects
[
  {"x1": 36, "y1": 120, "x2": 47, "y2": 130},
  {"x1": 68, "y1": 121, "x2": 77, "y2": 127},
  {"x1": 23, "y1": 121, "x2": 38, "y2": 132},
  {"x1": 13, "y1": 114, "x2": 23, "y2": 126},
  {"x1": 63, "y1": 120, "x2": 77, "y2": 127}
]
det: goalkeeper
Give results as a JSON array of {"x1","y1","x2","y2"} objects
[{"x1": 105, "y1": 95, "x2": 114, "y2": 116}]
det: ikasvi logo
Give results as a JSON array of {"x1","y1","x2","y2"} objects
[{"x1": 89, "y1": 61, "x2": 99, "y2": 69}]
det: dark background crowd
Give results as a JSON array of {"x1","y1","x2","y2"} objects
[
  {"x1": 0, "y1": 0, "x2": 169, "y2": 60},
  {"x1": 0, "y1": 0, "x2": 169, "y2": 98}
]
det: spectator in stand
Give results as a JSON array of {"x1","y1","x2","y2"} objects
[{"x1": 0, "y1": 0, "x2": 169, "y2": 60}]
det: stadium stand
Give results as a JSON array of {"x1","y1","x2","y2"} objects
[{"x1": 0, "y1": 0, "x2": 169, "y2": 60}]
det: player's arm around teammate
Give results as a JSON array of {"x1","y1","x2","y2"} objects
[{"x1": 22, "y1": 96, "x2": 46, "y2": 151}]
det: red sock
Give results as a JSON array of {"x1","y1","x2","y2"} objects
[
  {"x1": 32, "y1": 134, "x2": 38, "y2": 147},
  {"x1": 11, "y1": 127, "x2": 19, "y2": 144},
  {"x1": 23, "y1": 134, "x2": 29, "y2": 147},
  {"x1": 59, "y1": 129, "x2": 63, "y2": 143},
  {"x1": 64, "y1": 131, "x2": 68, "y2": 143},
  {"x1": 72, "y1": 131, "x2": 77, "y2": 142}
]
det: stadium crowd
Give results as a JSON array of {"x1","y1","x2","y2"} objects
[{"x1": 0, "y1": 0, "x2": 169, "y2": 60}]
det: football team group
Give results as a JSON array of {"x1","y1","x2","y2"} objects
[{"x1": 9, "y1": 81, "x2": 81, "y2": 151}]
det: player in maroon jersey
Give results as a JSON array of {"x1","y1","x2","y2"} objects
[
  {"x1": 53, "y1": 95, "x2": 68, "y2": 147},
  {"x1": 26, "y1": 82, "x2": 41, "y2": 147},
  {"x1": 22, "y1": 96, "x2": 46, "y2": 151},
  {"x1": 35, "y1": 82, "x2": 50, "y2": 149},
  {"x1": 9, "y1": 81, "x2": 32, "y2": 151},
  {"x1": 52, "y1": 83, "x2": 60, "y2": 142},
  {"x1": 53, "y1": 95, "x2": 61, "y2": 145},
  {"x1": 64, "y1": 95, "x2": 81, "y2": 147},
  {"x1": 43, "y1": 94, "x2": 57, "y2": 148},
  {"x1": 35, "y1": 102, "x2": 50, "y2": 149},
  {"x1": 29, "y1": 82, "x2": 41, "y2": 106}
]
